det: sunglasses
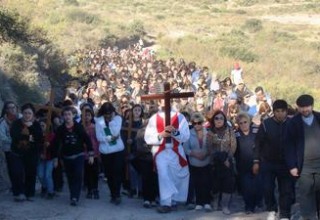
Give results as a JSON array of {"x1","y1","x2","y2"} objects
[
  {"x1": 214, "y1": 116, "x2": 224, "y2": 121},
  {"x1": 239, "y1": 121, "x2": 248, "y2": 125},
  {"x1": 192, "y1": 121, "x2": 203, "y2": 125}
]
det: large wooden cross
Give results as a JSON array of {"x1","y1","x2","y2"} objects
[
  {"x1": 34, "y1": 90, "x2": 61, "y2": 129},
  {"x1": 141, "y1": 82, "x2": 194, "y2": 143},
  {"x1": 34, "y1": 90, "x2": 61, "y2": 155}
]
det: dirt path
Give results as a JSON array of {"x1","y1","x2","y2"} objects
[{"x1": 0, "y1": 179, "x2": 271, "y2": 220}]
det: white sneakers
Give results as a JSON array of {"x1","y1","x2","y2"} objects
[
  {"x1": 194, "y1": 204, "x2": 212, "y2": 212},
  {"x1": 204, "y1": 204, "x2": 212, "y2": 212},
  {"x1": 267, "y1": 211, "x2": 277, "y2": 220}
]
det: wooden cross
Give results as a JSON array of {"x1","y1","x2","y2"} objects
[
  {"x1": 141, "y1": 82, "x2": 194, "y2": 143},
  {"x1": 121, "y1": 111, "x2": 140, "y2": 153},
  {"x1": 34, "y1": 90, "x2": 61, "y2": 156},
  {"x1": 121, "y1": 110, "x2": 141, "y2": 182},
  {"x1": 34, "y1": 90, "x2": 61, "y2": 131}
]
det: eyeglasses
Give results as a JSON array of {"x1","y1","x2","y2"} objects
[
  {"x1": 214, "y1": 116, "x2": 224, "y2": 121},
  {"x1": 239, "y1": 121, "x2": 248, "y2": 125},
  {"x1": 192, "y1": 121, "x2": 203, "y2": 125}
]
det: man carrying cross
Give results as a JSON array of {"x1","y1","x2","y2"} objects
[{"x1": 143, "y1": 82, "x2": 193, "y2": 213}]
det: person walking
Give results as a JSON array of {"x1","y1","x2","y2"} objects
[{"x1": 285, "y1": 94, "x2": 320, "y2": 220}]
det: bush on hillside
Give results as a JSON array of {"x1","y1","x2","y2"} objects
[
  {"x1": 128, "y1": 20, "x2": 146, "y2": 37},
  {"x1": 64, "y1": 0, "x2": 79, "y2": 6},
  {"x1": 0, "y1": 9, "x2": 31, "y2": 44},
  {"x1": 243, "y1": 19, "x2": 263, "y2": 33},
  {"x1": 237, "y1": 0, "x2": 260, "y2": 7},
  {"x1": 99, "y1": 33, "x2": 118, "y2": 47},
  {"x1": 155, "y1": 14, "x2": 166, "y2": 20},
  {"x1": 220, "y1": 46, "x2": 258, "y2": 62},
  {"x1": 67, "y1": 9, "x2": 100, "y2": 25},
  {"x1": 273, "y1": 31, "x2": 296, "y2": 42}
]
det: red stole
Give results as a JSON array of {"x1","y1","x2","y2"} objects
[{"x1": 154, "y1": 112, "x2": 188, "y2": 167}]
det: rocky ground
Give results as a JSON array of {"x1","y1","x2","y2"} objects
[{"x1": 0, "y1": 178, "x2": 272, "y2": 220}]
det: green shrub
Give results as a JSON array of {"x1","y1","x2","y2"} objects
[
  {"x1": 128, "y1": 20, "x2": 145, "y2": 37},
  {"x1": 155, "y1": 14, "x2": 166, "y2": 20},
  {"x1": 66, "y1": 9, "x2": 99, "y2": 24},
  {"x1": 64, "y1": 0, "x2": 79, "y2": 6},
  {"x1": 48, "y1": 12, "x2": 65, "y2": 24},
  {"x1": 99, "y1": 33, "x2": 118, "y2": 47},
  {"x1": 243, "y1": 19, "x2": 263, "y2": 33},
  {"x1": 0, "y1": 9, "x2": 31, "y2": 44},
  {"x1": 219, "y1": 46, "x2": 258, "y2": 62},
  {"x1": 273, "y1": 31, "x2": 296, "y2": 42},
  {"x1": 211, "y1": 8, "x2": 222, "y2": 13},
  {"x1": 237, "y1": 0, "x2": 260, "y2": 7},
  {"x1": 235, "y1": 9, "x2": 247, "y2": 14}
]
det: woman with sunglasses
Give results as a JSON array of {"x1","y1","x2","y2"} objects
[
  {"x1": 207, "y1": 110, "x2": 237, "y2": 215},
  {"x1": 234, "y1": 112, "x2": 262, "y2": 214},
  {"x1": 183, "y1": 112, "x2": 212, "y2": 212}
]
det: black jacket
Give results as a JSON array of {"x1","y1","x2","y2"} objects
[
  {"x1": 10, "y1": 119, "x2": 43, "y2": 156},
  {"x1": 254, "y1": 117, "x2": 289, "y2": 163},
  {"x1": 285, "y1": 111, "x2": 320, "y2": 173},
  {"x1": 54, "y1": 121, "x2": 93, "y2": 157}
]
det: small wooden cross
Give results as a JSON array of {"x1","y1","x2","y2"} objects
[
  {"x1": 121, "y1": 111, "x2": 141, "y2": 153},
  {"x1": 141, "y1": 82, "x2": 194, "y2": 143}
]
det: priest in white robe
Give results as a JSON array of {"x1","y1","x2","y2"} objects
[{"x1": 144, "y1": 100, "x2": 190, "y2": 213}]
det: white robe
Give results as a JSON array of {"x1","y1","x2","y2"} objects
[{"x1": 144, "y1": 110, "x2": 190, "y2": 206}]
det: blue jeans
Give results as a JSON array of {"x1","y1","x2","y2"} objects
[
  {"x1": 37, "y1": 159, "x2": 54, "y2": 193},
  {"x1": 63, "y1": 155, "x2": 85, "y2": 201}
]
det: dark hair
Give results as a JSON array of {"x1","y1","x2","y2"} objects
[
  {"x1": 83, "y1": 108, "x2": 95, "y2": 124},
  {"x1": 69, "y1": 93, "x2": 78, "y2": 102},
  {"x1": 296, "y1": 94, "x2": 314, "y2": 107},
  {"x1": 62, "y1": 99, "x2": 74, "y2": 107},
  {"x1": 132, "y1": 104, "x2": 144, "y2": 118},
  {"x1": 80, "y1": 102, "x2": 94, "y2": 111},
  {"x1": 1, "y1": 101, "x2": 16, "y2": 118},
  {"x1": 21, "y1": 103, "x2": 36, "y2": 114},
  {"x1": 61, "y1": 106, "x2": 76, "y2": 115},
  {"x1": 181, "y1": 111, "x2": 191, "y2": 122},
  {"x1": 254, "y1": 86, "x2": 264, "y2": 93},
  {"x1": 210, "y1": 110, "x2": 228, "y2": 129},
  {"x1": 272, "y1": 99, "x2": 288, "y2": 110},
  {"x1": 97, "y1": 102, "x2": 116, "y2": 117}
]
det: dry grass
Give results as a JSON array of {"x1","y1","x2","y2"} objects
[{"x1": 1, "y1": 0, "x2": 320, "y2": 108}]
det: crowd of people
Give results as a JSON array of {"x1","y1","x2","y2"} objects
[{"x1": 0, "y1": 42, "x2": 319, "y2": 220}]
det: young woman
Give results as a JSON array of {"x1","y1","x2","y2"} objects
[
  {"x1": 37, "y1": 120, "x2": 56, "y2": 199},
  {"x1": 83, "y1": 108, "x2": 100, "y2": 199},
  {"x1": 122, "y1": 104, "x2": 144, "y2": 198},
  {"x1": 0, "y1": 101, "x2": 19, "y2": 191},
  {"x1": 10, "y1": 103, "x2": 43, "y2": 201},
  {"x1": 54, "y1": 106, "x2": 93, "y2": 206},
  {"x1": 95, "y1": 102, "x2": 125, "y2": 205}
]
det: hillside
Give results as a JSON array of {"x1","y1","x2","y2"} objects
[{"x1": 0, "y1": 0, "x2": 320, "y2": 108}]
